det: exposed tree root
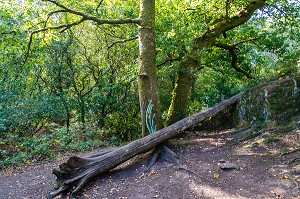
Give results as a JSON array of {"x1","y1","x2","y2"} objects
[
  {"x1": 48, "y1": 92, "x2": 243, "y2": 198},
  {"x1": 144, "y1": 144, "x2": 180, "y2": 171},
  {"x1": 280, "y1": 148, "x2": 300, "y2": 165},
  {"x1": 287, "y1": 158, "x2": 300, "y2": 165},
  {"x1": 280, "y1": 148, "x2": 300, "y2": 157},
  {"x1": 144, "y1": 144, "x2": 211, "y2": 183}
]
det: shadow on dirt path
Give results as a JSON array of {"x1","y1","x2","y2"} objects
[{"x1": 1, "y1": 130, "x2": 299, "y2": 199}]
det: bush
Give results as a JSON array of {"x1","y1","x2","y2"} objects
[
  {"x1": 0, "y1": 126, "x2": 109, "y2": 169},
  {"x1": 0, "y1": 93, "x2": 66, "y2": 137}
]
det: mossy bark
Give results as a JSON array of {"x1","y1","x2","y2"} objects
[
  {"x1": 166, "y1": 0, "x2": 266, "y2": 125},
  {"x1": 138, "y1": 0, "x2": 163, "y2": 136},
  {"x1": 166, "y1": 55, "x2": 199, "y2": 126}
]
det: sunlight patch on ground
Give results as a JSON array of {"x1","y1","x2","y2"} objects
[
  {"x1": 282, "y1": 129, "x2": 300, "y2": 148},
  {"x1": 234, "y1": 147, "x2": 257, "y2": 156},
  {"x1": 189, "y1": 181, "x2": 245, "y2": 199}
]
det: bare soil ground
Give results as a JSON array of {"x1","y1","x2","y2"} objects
[{"x1": 1, "y1": 129, "x2": 300, "y2": 199}]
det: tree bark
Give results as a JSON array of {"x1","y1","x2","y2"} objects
[
  {"x1": 138, "y1": 0, "x2": 163, "y2": 136},
  {"x1": 166, "y1": 0, "x2": 266, "y2": 125},
  {"x1": 49, "y1": 92, "x2": 243, "y2": 198},
  {"x1": 166, "y1": 54, "x2": 201, "y2": 126}
]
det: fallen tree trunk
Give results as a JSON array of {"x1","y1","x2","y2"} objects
[{"x1": 49, "y1": 92, "x2": 243, "y2": 198}]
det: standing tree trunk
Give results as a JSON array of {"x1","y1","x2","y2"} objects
[
  {"x1": 58, "y1": 92, "x2": 71, "y2": 133},
  {"x1": 138, "y1": 0, "x2": 163, "y2": 136},
  {"x1": 28, "y1": 0, "x2": 161, "y2": 137},
  {"x1": 166, "y1": 0, "x2": 266, "y2": 125},
  {"x1": 166, "y1": 54, "x2": 201, "y2": 126},
  {"x1": 78, "y1": 97, "x2": 85, "y2": 126}
]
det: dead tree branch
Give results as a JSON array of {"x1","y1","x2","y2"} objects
[{"x1": 49, "y1": 92, "x2": 243, "y2": 198}]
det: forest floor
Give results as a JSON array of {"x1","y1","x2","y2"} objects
[{"x1": 1, "y1": 129, "x2": 300, "y2": 199}]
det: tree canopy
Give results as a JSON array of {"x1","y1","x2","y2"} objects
[{"x1": 0, "y1": 0, "x2": 299, "y2": 168}]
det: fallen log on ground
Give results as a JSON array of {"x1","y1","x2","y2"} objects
[{"x1": 49, "y1": 92, "x2": 243, "y2": 198}]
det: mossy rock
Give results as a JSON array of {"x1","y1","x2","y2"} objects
[
  {"x1": 196, "y1": 76, "x2": 300, "y2": 132},
  {"x1": 235, "y1": 76, "x2": 300, "y2": 129}
]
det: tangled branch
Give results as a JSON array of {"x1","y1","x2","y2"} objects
[
  {"x1": 24, "y1": 0, "x2": 141, "y2": 63},
  {"x1": 215, "y1": 42, "x2": 254, "y2": 79}
]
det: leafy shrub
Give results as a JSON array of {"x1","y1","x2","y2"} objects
[
  {"x1": 0, "y1": 93, "x2": 66, "y2": 137},
  {"x1": 0, "y1": 125, "x2": 111, "y2": 169}
]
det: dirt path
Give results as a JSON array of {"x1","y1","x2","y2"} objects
[{"x1": 1, "y1": 130, "x2": 299, "y2": 199}]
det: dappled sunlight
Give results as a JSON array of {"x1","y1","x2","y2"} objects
[
  {"x1": 234, "y1": 144, "x2": 266, "y2": 156},
  {"x1": 282, "y1": 129, "x2": 300, "y2": 148},
  {"x1": 234, "y1": 143, "x2": 282, "y2": 157},
  {"x1": 189, "y1": 182, "x2": 244, "y2": 199},
  {"x1": 1, "y1": 0, "x2": 299, "y2": 197},
  {"x1": 175, "y1": 130, "x2": 234, "y2": 152}
]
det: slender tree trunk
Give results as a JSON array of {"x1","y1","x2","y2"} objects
[
  {"x1": 59, "y1": 94, "x2": 71, "y2": 133},
  {"x1": 58, "y1": 79, "x2": 71, "y2": 133},
  {"x1": 138, "y1": 0, "x2": 163, "y2": 136},
  {"x1": 78, "y1": 96, "x2": 86, "y2": 129}
]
